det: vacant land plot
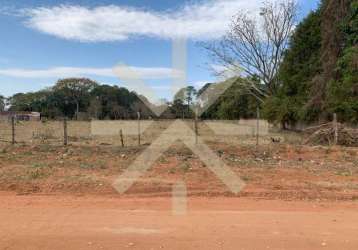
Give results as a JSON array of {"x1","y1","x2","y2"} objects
[
  {"x1": 0, "y1": 139, "x2": 357, "y2": 200},
  {"x1": 1, "y1": 120, "x2": 357, "y2": 249}
]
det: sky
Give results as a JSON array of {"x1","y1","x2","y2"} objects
[{"x1": 0, "y1": 0, "x2": 320, "y2": 100}]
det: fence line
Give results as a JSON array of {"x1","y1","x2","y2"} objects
[{"x1": 0, "y1": 119, "x2": 271, "y2": 147}]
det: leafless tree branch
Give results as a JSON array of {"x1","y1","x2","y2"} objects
[{"x1": 204, "y1": 0, "x2": 298, "y2": 101}]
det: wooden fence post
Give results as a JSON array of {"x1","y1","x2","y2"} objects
[
  {"x1": 137, "y1": 112, "x2": 141, "y2": 146},
  {"x1": 120, "y1": 129, "x2": 124, "y2": 147},
  {"x1": 11, "y1": 116, "x2": 15, "y2": 145},
  {"x1": 63, "y1": 117, "x2": 68, "y2": 146},
  {"x1": 256, "y1": 106, "x2": 260, "y2": 147},
  {"x1": 194, "y1": 107, "x2": 198, "y2": 144},
  {"x1": 333, "y1": 113, "x2": 338, "y2": 145}
]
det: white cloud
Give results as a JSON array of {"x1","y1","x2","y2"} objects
[
  {"x1": 0, "y1": 66, "x2": 180, "y2": 79},
  {"x1": 23, "y1": 0, "x2": 264, "y2": 42}
]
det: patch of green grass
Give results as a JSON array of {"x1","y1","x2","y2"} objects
[
  {"x1": 28, "y1": 169, "x2": 45, "y2": 179},
  {"x1": 79, "y1": 162, "x2": 95, "y2": 169},
  {"x1": 78, "y1": 160, "x2": 107, "y2": 170},
  {"x1": 22, "y1": 151, "x2": 33, "y2": 156},
  {"x1": 0, "y1": 147, "x2": 8, "y2": 154},
  {"x1": 61, "y1": 174, "x2": 100, "y2": 185},
  {"x1": 335, "y1": 170, "x2": 353, "y2": 177},
  {"x1": 31, "y1": 162, "x2": 49, "y2": 169},
  {"x1": 168, "y1": 168, "x2": 176, "y2": 174},
  {"x1": 158, "y1": 156, "x2": 169, "y2": 164},
  {"x1": 241, "y1": 175, "x2": 252, "y2": 182},
  {"x1": 180, "y1": 162, "x2": 191, "y2": 172},
  {"x1": 35, "y1": 144, "x2": 59, "y2": 153},
  {"x1": 24, "y1": 168, "x2": 51, "y2": 180},
  {"x1": 97, "y1": 160, "x2": 107, "y2": 169}
]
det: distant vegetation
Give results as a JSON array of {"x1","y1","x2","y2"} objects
[{"x1": 6, "y1": 78, "x2": 155, "y2": 119}]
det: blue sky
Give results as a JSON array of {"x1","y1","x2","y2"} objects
[{"x1": 0, "y1": 0, "x2": 320, "y2": 100}]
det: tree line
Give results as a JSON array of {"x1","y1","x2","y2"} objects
[
  {"x1": 2, "y1": 78, "x2": 156, "y2": 120},
  {"x1": 263, "y1": 0, "x2": 357, "y2": 127},
  {"x1": 0, "y1": 78, "x2": 205, "y2": 120}
]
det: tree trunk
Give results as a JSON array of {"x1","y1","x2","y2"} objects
[
  {"x1": 187, "y1": 100, "x2": 191, "y2": 118},
  {"x1": 76, "y1": 101, "x2": 79, "y2": 120}
]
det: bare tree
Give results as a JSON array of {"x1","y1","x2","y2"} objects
[{"x1": 205, "y1": 0, "x2": 298, "y2": 101}]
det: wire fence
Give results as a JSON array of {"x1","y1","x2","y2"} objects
[{"x1": 0, "y1": 118, "x2": 271, "y2": 147}]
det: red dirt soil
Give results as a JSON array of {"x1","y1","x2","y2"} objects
[
  {"x1": 0, "y1": 143, "x2": 357, "y2": 249},
  {"x1": 1, "y1": 192, "x2": 358, "y2": 250},
  {"x1": 1, "y1": 144, "x2": 357, "y2": 201}
]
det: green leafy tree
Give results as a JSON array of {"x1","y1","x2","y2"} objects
[
  {"x1": 90, "y1": 85, "x2": 139, "y2": 119},
  {"x1": 170, "y1": 98, "x2": 186, "y2": 118},
  {"x1": 264, "y1": 0, "x2": 357, "y2": 126},
  {"x1": 54, "y1": 78, "x2": 98, "y2": 119},
  {"x1": 263, "y1": 9, "x2": 322, "y2": 126},
  {"x1": 7, "y1": 80, "x2": 153, "y2": 120},
  {"x1": 327, "y1": 2, "x2": 358, "y2": 123},
  {"x1": 184, "y1": 86, "x2": 197, "y2": 114},
  {"x1": 174, "y1": 86, "x2": 197, "y2": 118},
  {"x1": 200, "y1": 80, "x2": 258, "y2": 120}
]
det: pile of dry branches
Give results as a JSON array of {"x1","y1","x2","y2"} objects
[{"x1": 304, "y1": 123, "x2": 358, "y2": 147}]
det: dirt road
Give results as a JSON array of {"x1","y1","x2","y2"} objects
[{"x1": 1, "y1": 193, "x2": 357, "y2": 250}]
